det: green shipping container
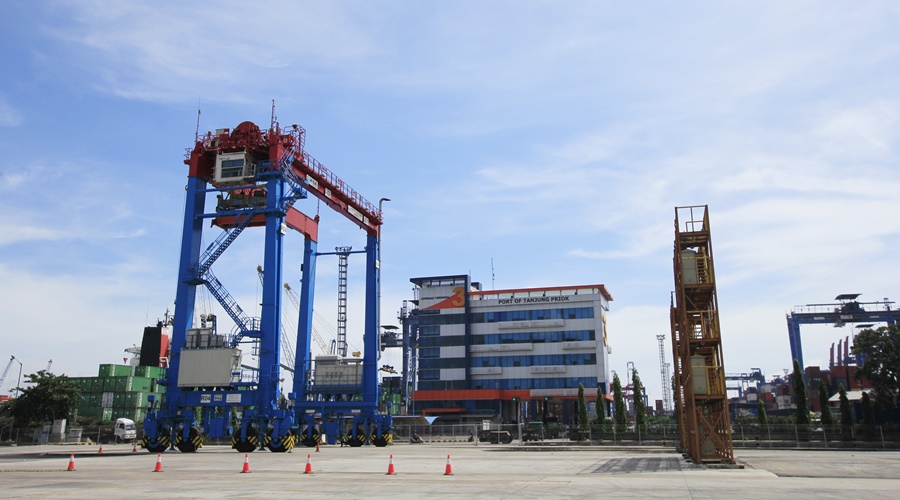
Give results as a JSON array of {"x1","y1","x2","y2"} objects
[
  {"x1": 130, "y1": 376, "x2": 153, "y2": 392},
  {"x1": 126, "y1": 392, "x2": 146, "y2": 407},
  {"x1": 98, "y1": 364, "x2": 130, "y2": 377},
  {"x1": 99, "y1": 377, "x2": 114, "y2": 392}
]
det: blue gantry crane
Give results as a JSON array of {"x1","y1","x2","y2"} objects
[
  {"x1": 142, "y1": 115, "x2": 391, "y2": 453},
  {"x1": 786, "y1": 294, "x2": 900, "y2": 372}
]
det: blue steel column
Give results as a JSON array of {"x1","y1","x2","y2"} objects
[
  {"x1": 401, "y1": 310, "x2": 410, "y2": 412},
  {"x1": 257, "y1": 171, "x2": 285, "y2": 410},
  {"x1": 293, "y1": 236, "x2": 317, "y2": 400},
  {"x1": 362, "y1": 234, "x2": 380, "y2": 407},
  {"x1": 168, "y1": 174, "x2": 207, "y2": 412},
  {"x1": 787, "y1": 315, "x2": 804, "y2": 370}
]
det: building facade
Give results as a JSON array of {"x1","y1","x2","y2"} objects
[{"x1": 401, "y1": 275, "x2": 612, "y2": 423}]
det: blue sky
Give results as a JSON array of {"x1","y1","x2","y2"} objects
[{"x1": 2, "y1": 1, "x2": 899, "y2": 404}]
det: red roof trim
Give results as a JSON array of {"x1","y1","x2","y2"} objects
[{"x1": 471, "y1": 284, "x2": 613, "y2": 302}]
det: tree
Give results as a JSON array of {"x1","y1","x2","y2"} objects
[
  {"x1": 595, "y1": 385, "x2": 607, "y2": 431},
  {"x1": 851, "y1": 324, "x2": 900, "y2": 409},
  {"x1": 612, "y1": 373, "x2": 627, "y2": 433},
  {"x1": 756, "y1": 399, "x2": 768, "y2": 430},
  {"x1": 595, "y1": 386, "x2": 606, "y2": 420},
  {"x1": 839, "y1": 384, "x2": 853, "y2": 430},
  {"x1": 861, "y1": 392, "x2": 875, "y2": 428},
  {"x1": 576, "y1": 383, "x2": 588, "y2": 436},
  {"x1": 9, "y1": 371, "x2": 81, "y2": 426},
  {"x1": 818, "y1": 381, "x2": 833, "y2": 426},
  {"x1": 631, "y1": 369, "x2": 646, "y2": 432},
  {"x1": 791, "y1": 359, "x2": 810, "y2": 427}
]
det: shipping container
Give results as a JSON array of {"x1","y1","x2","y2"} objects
[
  {"x1": 98, "y1": 364, "x2": 132, "y2": 377},
  {"x1": 130, "y1": 376, "x2": 153, "y2": 392}
]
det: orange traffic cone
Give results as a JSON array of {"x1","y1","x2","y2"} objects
[
  {"x1": 66, "y1": 453, "x2": 76, "y2": 472},
  {"x1": 152, "y1": 453, "x2": 163, "y2": 472},
  {"x1": 132, "y1": 443, "x2": 138, "y2": 453},
  {"x1": 98, "y1": 444, "x2": 103, "y2": 454},
  {"x1": 444, "y1": 454, "x2": 453, "y2": 476},
  {"x1": 241, "y1": 453, "x2": 251, "y2": 473},
  {"x1": 386, "y1": 454, "x2": 396, "y2": 475},
  {"x1": 304, "y1": 454, "x2": 313, "y2": 474}
]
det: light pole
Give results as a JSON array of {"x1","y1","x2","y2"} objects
[
  {"x1": 377, "y1": 198, "x2": 390, "y2": 406},
  {"x1": 11, "y1": 356, "x2": 22, "y2": 399},
  {"x1": 377, "y1": 197, "x2": 391, "y2": 317}
]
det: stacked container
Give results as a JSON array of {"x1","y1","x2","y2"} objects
[{"x1": 73, "y1": 364, "x2": 166, "y2": 423}]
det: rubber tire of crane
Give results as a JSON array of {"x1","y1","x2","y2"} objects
[
  {"x1": 347, "y1": 427, "x2": 367, "y2": 448},
  {"x1": 175, "y1": 426, "x2": 203, "y2": 453},
  {"x1": 501, "y1": 433, "x2": 513, "y2": 444},
  {"x1": 300, "y1": 426, "x2": 321, "y2": 448},
  {"x1": 232, "y1": 426, "x2": 259, "y2": 453},
  {"x1": 143, "y1": 438, "x2": 168, "y2": 453},
  {"x1": 267, "y1": 429, "x2": 297, "y2": 453},
  {"x1": 142, "y1": 427, "x2": 170, "y2": 453},
  {"x1": 372, "y1": 432, "x2": 391, "y2": 447}
]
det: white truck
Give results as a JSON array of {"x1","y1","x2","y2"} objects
[{"x1": 114, "y1": 418, "x2": 137, "y2": 443}]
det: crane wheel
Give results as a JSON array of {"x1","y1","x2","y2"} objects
[
  {"x1": 347, "y1": 427, "x2": 367, "y2": 447},
  {"x1": 232, "y1": 427, "x2": 259, "y2": 453},
  {"x1": 267, "y1": 429, "x2": 297, "y2": 453},
  {"x1": 372, "y1": 433, "x2": 391, "y2": 447},
  {"x1": 175, "y1": 426, "x2": 203, "y2": 453},
  {"x1": 300, "y1": 426, "x2": 320, "y2": 447},
  {"x1": 142, "y1": 429, "x2": 170, "y2": 453}
]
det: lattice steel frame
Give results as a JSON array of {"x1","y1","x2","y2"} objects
[{"x1": 670, "y1": 205, "x2": 734, "y2": 464}]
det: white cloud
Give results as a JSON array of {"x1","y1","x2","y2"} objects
[
  {"x1": 0, "y1": 97, "x2": 22, "y2": 127},
  {"x1": 43, "y1": 1, "x2": 383, "y2": 103}
]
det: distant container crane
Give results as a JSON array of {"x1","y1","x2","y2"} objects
[
  {"x1": 0, "y1": 356, "x2": 17, "y2": 395},
  {"x1": 283, "y1": 283, "x2": 328, "y2": 356},
  {"x1": 656, "y1": 334, "x2": 672, "y2": 414}
]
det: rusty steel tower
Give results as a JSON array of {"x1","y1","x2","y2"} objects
[{"x1": 670, "y1": 205, "x2": 734, "y2": 464}]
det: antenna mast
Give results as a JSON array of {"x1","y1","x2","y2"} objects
[{"x1": 194, "y1": 99, "x2": 201, "y2": 142}]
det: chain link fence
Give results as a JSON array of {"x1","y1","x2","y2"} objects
[{"x1": 0, "y1": 423, "x2": 140, "y2": 446}]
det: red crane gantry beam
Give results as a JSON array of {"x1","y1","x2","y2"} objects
[{"x1": 289, "y1": 148, "x2": 381, "y2": 237}]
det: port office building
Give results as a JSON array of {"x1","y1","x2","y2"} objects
[{"x1": 403, "y1": 275, "x2": 612, "y2": 423}]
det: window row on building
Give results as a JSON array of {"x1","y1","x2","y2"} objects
[
  {"x1": 418, "y1": 376, "x2": 598, "y2": 391},
  {"x1": 418, "y1": 353, "x2": 596, "y2": 369},
  {"x1": 415, "y1": 306, "x2": 595, "y2": 328}
]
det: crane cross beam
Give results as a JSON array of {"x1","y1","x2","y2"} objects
[{"x1": 289, "y1": 151, "x2": 382, "y2": 236}]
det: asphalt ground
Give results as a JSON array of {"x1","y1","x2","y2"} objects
[{"x1": 0, "y1": 443, "x2": 898, "y2": 499}]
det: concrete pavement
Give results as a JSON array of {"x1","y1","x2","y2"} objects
[{"x1": 0, "y1": 443, "x2": 897, "y2": 498}]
